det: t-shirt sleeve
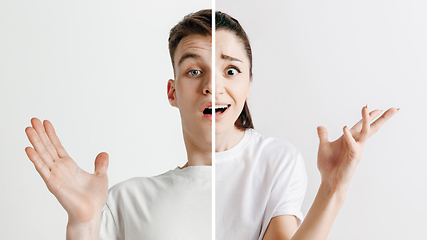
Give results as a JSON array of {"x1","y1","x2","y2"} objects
[
  {"x1": 99, "y1": 203, "x2": 121, "y2": 240},
  {"x1": 270, "y1": 151, "x2": 308, "y2": 226}
]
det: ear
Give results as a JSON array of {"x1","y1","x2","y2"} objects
[{"x1": 167, "y1": 79, "x2": 178, "y2": 108}]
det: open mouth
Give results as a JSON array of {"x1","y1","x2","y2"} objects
[{"x1": 203, "y1": 104, "x2": 230, "y2": 115}]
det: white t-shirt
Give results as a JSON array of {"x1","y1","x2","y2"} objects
[
  {"x1": 215, "y1": 129, "x2": 307, "y2": 240},
  {"x1": 99, "y1": 166, "x2": 212, "y2": 240}
]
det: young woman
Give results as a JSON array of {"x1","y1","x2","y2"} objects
[
  {"x1": 214, "y1": 11, "x2": 398, "y2": 240},
  {"x1": 24, "y1": 10, "x2": 213, "y2": 240}
]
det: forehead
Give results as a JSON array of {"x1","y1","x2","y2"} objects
[
  {"x1": 174, "y1": 34, "x2": 212, "y2": 67},
  {"x1": 215, "y1": 30, "x2": 248, "y2": 62}
]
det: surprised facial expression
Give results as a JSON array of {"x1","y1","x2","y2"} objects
[
  {"x1": 168, "y1": 34, "x2": 213, "y2": 143},
  {"x1": 215, "y1": 30, "x2": 251, "y2": 135},
  {"x1": 167, "y1": 30, "x2": 251, "y2": 142}
]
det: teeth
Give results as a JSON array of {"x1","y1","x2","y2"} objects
[{"x1": 207, "y1": 105, "x2": 228, "y2": 109}]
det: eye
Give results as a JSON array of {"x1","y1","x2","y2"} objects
[
  {"x1": 187, "y1": 69, "x2": 202, "y2": 77},
  {"x1": 225, "y1": 66, "x2": 241, "y2": 76}
]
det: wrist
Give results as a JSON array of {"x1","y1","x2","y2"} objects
[
  {"x1": 318, "y1": 181, "x2": 347, "y2": 205},
  {"x1": 66, "y1": 216, "x2": 101, "y2": 240},
  {"x1": 291, "y1": 181, "x2": 348, "y2": 240}
]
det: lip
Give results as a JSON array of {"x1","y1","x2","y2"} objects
[
  {"x1": 201, "y1": 101, "x2": 213, "y2": 121},
  {"x1": 214, "y1": 101, "x2": 230, "y2": 121},
  {"x1": 200, "y1": 101, "x2": 231, "y2": 121},
  {"x1": 200, "y1": 101, "x2": 212, "y2": 112}
]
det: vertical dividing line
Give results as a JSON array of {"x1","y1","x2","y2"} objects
[{"x1": 211, "y1": 4, "x2": 216, "y2": 240}]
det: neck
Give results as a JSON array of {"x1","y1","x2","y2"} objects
[
  {"x1": 181, "y1": 131, "x2": 212, "y2": 168},
  {"x1": 215, "y1": 127, "x2": 245, "y2": 152}
]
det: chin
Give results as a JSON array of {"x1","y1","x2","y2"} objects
[
  {"x1": 214, "y1": 123, "x2": 233, "y2": 136},
  {"x1": 186, "y1": 124, "x2": 212, "y2": 137}
]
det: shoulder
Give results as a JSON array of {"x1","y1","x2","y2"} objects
[
  {"x1": 249, "y1": 131, "x2": 307, "y2": 194},
  {"x1": 235, "y1": 129, "x2": 305, "y2": 180},
  {"x1": 107, "y1": 170, "x2": 176, "y2": 200},
  {"x1": 248, "y1": 129, "x2": 302, "y2": 161}
]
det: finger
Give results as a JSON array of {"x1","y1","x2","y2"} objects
[
  {"x1": 317, "y1": 126, "x2": 329, "y2": 146},
  {"x1": 25, "y1": 146, "x2": 51, "y2": 182},
  {"x1": 350, "y1": 109, "x2": 382, "y2": 136},
  {"x1": 369, "y1": 107, "x2": 399, "y2": 137},
  {"x1": 94, "y1": 152, "x2": 109, "y2": 175},
  {"x1": 44, "y1": 120, "x2": 69, "y2": 158},
  {"x1": 31, "y1": 118, "x2": 59, "y2": 160},
  {"x1": 25, "y1": 126, "x2": 54, "y2": 169},
  {"x1": 343, "y1": 126, "x2": 357, "y2": 148},
  {"x1": 358, "y1": 105, "x2": 371, "y2": 142}
]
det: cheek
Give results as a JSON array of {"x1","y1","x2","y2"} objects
[
  {"x1": 231, "y1": 88, "x2": 249, "y2": 115},
  {"x1": 230, "y1": 81, "x2": 250, "y2": 102},
  {"x1": 175, "y1": 81, "x2": 198, "y2": 106},
  {"x1": 176, "y1": 78, "x2": 200, "y2": 92}
]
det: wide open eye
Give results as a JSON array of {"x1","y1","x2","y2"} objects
[
  {"x1": 225, "y1": 66, "x2": 241, "y2": 76},
  {"x1": 187, "y1": 69, "x2": 202, "y2": 77}
]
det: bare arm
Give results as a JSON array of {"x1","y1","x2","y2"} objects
[
  {"x1": 25, "y1": 118, "x2": 109, "y2": 240},
  {"x1": 263, "y1": 106, "x2": 398, "y2": 240}
]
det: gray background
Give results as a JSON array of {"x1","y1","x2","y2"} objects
[
  {"x1": 1, "y1": 0, "x2": 427, "y2": 239},
  {"x1": 0, "y1": 0, "x2": 210, "y2": 239},
  {"x1": 217, "y1": 0, "x2": 427, "y2": 239}
]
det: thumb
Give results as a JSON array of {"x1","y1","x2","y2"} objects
[
  {"x1": 317, "y1": 126, "x2": 329, "y2": 145},
  {"x1": 94, "y1": 152, "x2": 109, "y2": 175}
]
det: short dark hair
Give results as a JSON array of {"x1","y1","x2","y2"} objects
[
  {"x1": 168, "y1": 10, "x2": 254, "y2": 131},
  {"x1": 168, "y1": 9, "x2": 211, "y2": 68}
]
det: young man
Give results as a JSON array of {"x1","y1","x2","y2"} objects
[{"x1": 25, "y1": 10, "x2": 213, "y2": 240}]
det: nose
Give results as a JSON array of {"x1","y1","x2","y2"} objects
[
  {"x1": 202, "y1": 73, "x2": 213, "y2": 95},
  {"x1": 215, "y1": 70, "x2": 225, "y2": 97}
]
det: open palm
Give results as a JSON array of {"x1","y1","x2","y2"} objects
[
  {"x1": 317, "y1": 106, "x2": 398, "y2": 191},
  {"x1": 25, "y1": 118, "x2": 109, "y2": 224}
]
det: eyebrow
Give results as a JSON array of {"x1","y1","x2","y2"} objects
[
  {"x1": 221, "y1": 54, "x2": 242, "y2": 62},
  {"x1": 178, "y1": 53, "x2": 201, "y2": 66}
]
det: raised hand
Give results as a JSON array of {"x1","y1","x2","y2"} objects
[
  {"x1": 25, "y1": 118, "x2": 109, "y2": 225},
  {"x1": 316, "y1": 106, "x2": 398, "y2": 192}
]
